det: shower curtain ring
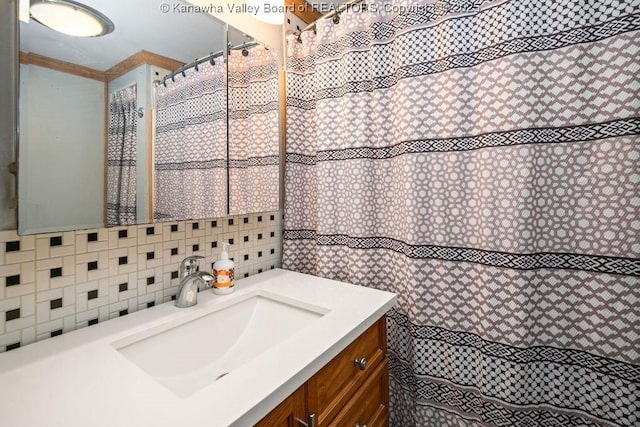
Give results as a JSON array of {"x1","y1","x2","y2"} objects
[
  {"x1": 332, "y1": 14, "x2": 340, "y2": 24},
  {"x1": 181, "y1": 67, "x2": 186, "y2": 77},
  {"x1": 194, "y1": 61, "x2": 199, "y2": 72},
  {"x1": 209, "y1": 53, "x2": 215, "y2": 66},
  {"x1": 296, "y1": 33, "x2": 302, "y2": 43}
]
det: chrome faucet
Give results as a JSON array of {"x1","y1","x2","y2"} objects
[
  {"x1": 175, "y1": 256, "x2": 214, "y2": 308},
  {"x1": 178, "y1": 255, "x2": 201, "y2": 280}
]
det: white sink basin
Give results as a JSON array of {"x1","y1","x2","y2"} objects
[{"x1": 112, "y1": 291, "x2": 328, "y2": 397}]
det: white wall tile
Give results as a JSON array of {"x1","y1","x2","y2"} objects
[
  {"x1": 0, "y1": 263, "x2": 20, "y2": 297},
  {"x1": 108, "y1": 300, "x2": 130, "y2": 319},
  {"x1": 20, "y1": 261, "x2": 36, "y2": 284},
  {"x1": 0, "y1": 296, "x2": 21, "y2": 312},
  {"x1": 107, "y1": 246, "x2": 138, "y2": 276},
  {"x1": 88, "y1": 295, "x2": 109, "y2": 311},
  {"x1": 76, "y1": 308, "x2": 99, "y2": 326},
  {"x1": 20, "y1": 294, "x2": 35, "y2": 317},
  {"x1": 5, "y1": 246, "x2": 35, "y2": 264},
  {"x1": 6, "y1": 314, "x2": 34, "y2": 333},
  {"x1": 0, "y1": 331, "x2": 20, "y2": 347},
  {"x1": 0, "y1": 230, "x2": 20, "y2": 243},
  {"x1": 35, "y1": 237, "x2": 51, "y2": 260},
  {"x1": 163, "y1": 239, "x2": 184, "y2": 266},
  {"x1": 36, "y1": 318, "x2": 63, "y2": 338},
  {"x1": 185, "y1": 220, "x2": 206, "y2": 239},
  {"x1": 206, "y1": 219, "x2": 224, "y2": 236},
  {"x1": 36, "y1": 301, "x2": 50, "y2": 324},
  {"x1": 49, "y1": 232, "x2": 76, "y2": 258},
  {"x1": 108, "y1": 226, "x2": 138, "y2": 249},
  {"x1": 21, "y1": 326, "x2": 36, "y2": 346},
  {"x1": 63, "y1": 315, "x2": 76, "y2": 333},
  {"x1": 224, "y1": 217, "x2": 241, "y2": 233},
  {"x1": 136, "y1": 224, "x2": 163, "y2": 245},
  {"x1": 136, "y1": 243, "x2": 164, "y2": 270},
  {"x1": 48, "y1": 304, "x2": 72, "y2": 324}
]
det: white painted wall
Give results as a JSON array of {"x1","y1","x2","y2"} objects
[{"x1": 18, "y1": 64, "x2": 104, "y2": 234}]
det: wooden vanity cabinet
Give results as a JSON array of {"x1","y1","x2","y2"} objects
[
  {"x1": 255, "y1": 317, "x2": 389, "y2": 427},
  {"x1": 254, "y1": 385, "x2": 307, "y2": 427}
]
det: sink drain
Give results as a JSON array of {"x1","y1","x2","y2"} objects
[{"x1": 216, "y1": 372, "x2": 230, "y2": 381}]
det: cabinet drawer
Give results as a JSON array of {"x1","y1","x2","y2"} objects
[
  {"x1": 308, "y1": 317, "x2": 387, "y2": 426},
  {"x1": 328, "y1": 358, "x2": 389, "y2": 427}
]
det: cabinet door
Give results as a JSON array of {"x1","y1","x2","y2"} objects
[
  {"x1": 307, "y1": 318, "x2": 387, "y2": 426},
  {"x1": 328, "y1": 358, "x2": 389, "y2": 427},
  {"x1": 255, "y1": 385, "x2": 307, "y2": 427}
]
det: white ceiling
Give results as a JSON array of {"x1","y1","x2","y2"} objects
[{"x1": 20, "y1": 0, "x2": 228, "y2": 71}]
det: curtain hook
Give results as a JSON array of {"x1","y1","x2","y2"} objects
[
  {"x1": 209, "y1": 53, "x2": 215, "y2": 66},
  {"x1": 296, "y1": 33, "x2": 302, "y2": 43},
  {"x1": 181, "y1": 67, "x2": 186, "y2": 77},
  {"x1": 162, "y1": 76, "x2": 167, "y2": 87},
  {"x1": 332, "y1": 13, "x2": 340, "y2": 24},
  {"x1": 171, "y1": 74, "x2": 175, "y2": 82},
  {"x1": 194, "y1": 60, "x2": 199, "y2": 72}
]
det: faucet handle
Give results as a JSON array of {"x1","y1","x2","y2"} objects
[
  {"x1": 179, "y1": 255, "x2": 205, "y2": 280},
  {"x1": 198, "y1": 271, "x2": 214, "y2": 290}
]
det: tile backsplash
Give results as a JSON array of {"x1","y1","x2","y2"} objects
[{"x1": 0, "y1": 211, "x2": 282, "y2": 353}]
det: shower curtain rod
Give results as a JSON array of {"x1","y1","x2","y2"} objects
[
  {"x1": 298, "y1": 0, "x2": 365, "y2": 36},
  {"x1": 157, "y1": 41, "x2": 260, "y2": 86}
]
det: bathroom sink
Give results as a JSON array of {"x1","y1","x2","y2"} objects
[{"x1": 112, "y1": 291, "x2": 327, "y2": 397}]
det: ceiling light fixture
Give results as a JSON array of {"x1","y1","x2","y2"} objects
[
  {"x1": 246, "y1": 0, "x2": 285, "y2": 25},
  {"x1": 29, "y1": 0, "x2": 114, "y2": 37}
]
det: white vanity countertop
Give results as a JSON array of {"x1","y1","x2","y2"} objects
[{"x1": 0, "y1": 269, "x2": 396, "y2": 427}]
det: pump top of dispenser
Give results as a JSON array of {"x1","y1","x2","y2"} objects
[{"x1": 220, "y1": 243, "x2": 229, "y2": 260}]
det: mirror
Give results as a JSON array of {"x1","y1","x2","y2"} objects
[
  {"x1": 227, "y1": 26, "x2": 281, "y2": 215},
  {"x1": 17, "y1": 0, "x2": 281, "y2": 235},
  {"x1": 152, "y1": 30, "x2": 229, "y2": 223}
]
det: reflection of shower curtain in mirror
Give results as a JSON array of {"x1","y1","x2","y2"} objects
[
  {"x1": 154, "y1": 60, "x2": 227, "y2": 221},
  {"x1": 228, "y1": 46, "x2": 280, "y2": 214},
  {"x1": 107, "y1": 85, "x2": 137, "y2": 226}
]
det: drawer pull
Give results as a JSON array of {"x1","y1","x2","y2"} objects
[
  {"x1": 354, "y1": 357, "x2": 367, "y2": 370},
  {"x1": 297, "y1": 413, "x2": 316, "y2": 427}
]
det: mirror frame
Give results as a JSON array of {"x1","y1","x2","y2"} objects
[{"x1": 1, "y1": 0, "x2": 18, "y2": 231}]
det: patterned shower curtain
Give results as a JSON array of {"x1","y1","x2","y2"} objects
[
  {"x1": 154, "y1": 59, "x2": 227, "y2": 221},
  {"x1": 283, "y1": 0, "x2": 640, "y2": 426},
  {"x1": 107, "y1": 85, "x2": 137, "y2": 226},
  {"x1": 228, "y1": 45, "x2": 281, "y2": 214}
]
